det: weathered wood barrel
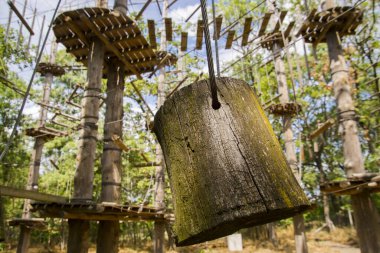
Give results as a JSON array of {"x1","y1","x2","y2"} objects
[{"x1": 153, "y1": 77, "x2": 310, "y2": 246}]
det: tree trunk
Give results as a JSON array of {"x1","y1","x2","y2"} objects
[
  {"x1": 67, "y1": 37, "x2": 105, "y2": 253},
  {"x1": 266, "y1": 1, "x2": 309, "y2": 251},
  {"x1": 324, "y1": 1, "x2": 380, "y2": 252},
  {"x1": 154, "y1": 1, "x2": 168, "y2": 252},
  {"x1": 17, "y1": 41, "x2": 57, "y2": 253},
  {"x1": 153, "y1": 77, "x2": 310, "y2": 246},
  {"x1": 96, "y1": 57, "x2": 124, "y2": 253}
]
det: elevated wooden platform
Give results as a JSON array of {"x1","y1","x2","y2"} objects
[
  {"x1": 53, "y1": 8, "x2": 172, "y2": 78},
  {"x1": 31, "y1": 201, "x2": 170, "y2": 222},
  {"x1": 267, "y1": 102, "x2": 301, "y2": 116},
  {"x1": 0, "y1": 185, "x2": 67, "y2": 203},
  {"x1": 321, "y1": 173, "x2": 380, "y2": 196},
  {"x1": 297, "y1": 6, "x2": 363, "y2": 45},
  {"x1": 36, "y1": 63, "x2": 65, "y2": 77},
  {"x1": 25, "y1": 127, "x2": 68, "y2": 141},
  {"x1": 9, "y1": 218, "x2": 46, "y2": 230}
]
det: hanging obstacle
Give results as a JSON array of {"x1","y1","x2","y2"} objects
[{"x1": 153, "y1": 77, "x2": 310, "y2": 246}]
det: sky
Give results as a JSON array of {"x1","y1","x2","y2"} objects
[{"x1": 0, "y1": 0, "x2": 243, "y2": 118}]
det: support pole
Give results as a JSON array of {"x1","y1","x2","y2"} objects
[
  {"x1": 323, "y1": 1, "x2": 380, "y2": 252},
  {"x1": 154, "y1": 1, "x2": 168, "y2": 252},
  {"x1": 67, "y1": 2, "x2": 106, "y2": 252},
  {"x1": 16, "y1": 0, "x2": 28, "y2": 50},
  {"x1": 266, "y1": 1, "x2": 308, "y2": 253},
  {"x1": 5, "y1": 0, "x2": 16, "y2": 44},
  {"x1": 96, "y1": 1, "x2": 126, "y2": 252},
  {"x1": 17, "y1": 41, "x2": 57, "y2": 253}
]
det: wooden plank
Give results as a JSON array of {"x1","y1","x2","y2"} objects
[
  {"x1": 284, "y1": 21, "x2": 295, "y2": 38},
  {"x1": 79, "y1": 14, "x2": 142, "y2": 79},
  {"x1": 196, "y1": 20, "x2": 203, "y2": 50},
  {"x1": 258, "y1": 13, "x2": 272, "y2": 36},
  {"x1": 272, "y1": 11, "x2": 287, "y2": 33},
  {"x1": 214, "y1": 16, "x2": 223, "y2": 40},
  {"x1": 63, "y1": 16, "x2": 89, "y2": 47},
  {"x1": 147, "y1": 19, "x2": 157, "y2": 49},
  {"x1": 0, "y1": 185, "x2": 67, "y2": 203},
  {"x1": 241, "y1": 17, "x2": 252, "y2": 46},
  {"x1": 7, "y1": 0, "x2": 34, "y2": 35},
  {"x1": 225, "y1": 30, "x2": 235, "y2": 49},
  {"x1": 165, "y1": 18, "x2": 173, "y2": 41},
  {"x1": 180, "y1": 32, "x2": 188, "y2": 51},
  {"x1": 309, "y1": 119, "x2": 335, "y2": 140}
]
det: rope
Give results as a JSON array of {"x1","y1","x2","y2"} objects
[
  {"x1": 200, "y1": 0, "x2": 220, "y2": 110},
  {"x1": 0, "y1": 0, "x2": 63, "y2": 162}
]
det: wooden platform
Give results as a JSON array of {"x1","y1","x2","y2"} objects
[
  {"x1": 297, "y1": 6, "x2": 363, "y2": 45},
  {"x1": 25, "y1": 127, "x2": 68, "y2": 140},
  {"x1": 31, "y1": 201, "x2": 170, "y2": 222},
  {"x1": 9, "y1": 218, "x2": 46, "y2": 230},
  {"x1": 267, "y1": 102, "x2": 301, "y2": 116},
  {"x1": 53, "y1": 8, "x2": 172, "y2": 78},
  {"x1": 36, "y1": 63, "x2": 65, "y2": 77},
  {"x1": 321, "y1": 173, "x2": 380, "y2": 196}
]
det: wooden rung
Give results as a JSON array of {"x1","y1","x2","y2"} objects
[
  {"x1": 258, "y1": 13, "x2": 272, "y2": 36},
  {"x1": 241, "y1": 17, "x2": 252, "y2": 46},
  {"x1": 284, "y1": 21, "x2": 295, "y2": 38},
  {"x1": 147, "y1": 20, "x2": 157, "y2": 49},
  {"x1": 214, "y1": 15, "x2": 223, "y2": 40},
  {"x1": 165, "y1": 18, "x2": 173, "y2": 41},
  {"x1": 181, "y1": 32, "x2": 188, "y2": 51},
  {"x1": 112, "y1": 134, "x2": 130, "y2": 153},
  {"x1": 309, "y1": 119, "x2": 335, "y2": 140},
  {"x1": 225, "y1": 30, "x2": 235, "y2": 49},
  {"x1": 196, "y1": 20, "x2": 203, "y2": 50}
]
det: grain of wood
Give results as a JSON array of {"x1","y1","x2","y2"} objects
[{"x1": 154, "y1": 77, "x2": 310, "y2": 246}]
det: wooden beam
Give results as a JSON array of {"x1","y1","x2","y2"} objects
[
  {"x1": 214, "y1": 16, "x2": 223, "y2": 40},
  {"x1": 0, "y1": 185, "x2": 67, "y2": 203},
  {"x1": 241, "y1": 17, "x2": 252, "y2": 46},
  {"x1": 7, "y1": 0, "x2": 34, "y2": 35},
  {"x1": 112, "y1": 134, "x2": 130, "y2": 153},
  {"x1": 258, "y1": 13, "x2": 272, "y2": 36},
  {"x1": 79, "y1": 14, "x2": 143, "y2": 79},
  {"x1": 147, "y1": 19, "x2": 157, "y2": 49},
  {"x1": 135, "y1": 0, "x2": 153, "y2": 20},
  {"x1": 309, "y1": 119, "x2": 335, "y2": 140},
  {"x1": 133, "y1": 162, "x2": 160, "y2": 168},
  {"x1": 164, "y1": 18, "x2": 173, "y2": 41},
  {"x1": 225, "y1": 30, "x2": 235, "y2": 49},
  {"x1": 196, "y1": 20, "x2": 203, "y2": 50},
  {"x1": 180, "y1": 32, "x2": 188, "y2": 51},
  {"x1": 166, "y1": 76, "x2": 189, "y2": 99},
  {"x1": 130, "y1": 81, "x2": 154, "y2": 116}
]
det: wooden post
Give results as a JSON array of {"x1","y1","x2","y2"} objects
[
  {"x1": 5, "y1": 0, "x2": 16, "y2": 43},
  {"x1": 26, "y1": 8, "x2": 36, "y2": 54},
  {"x1": 266, "y1": 1, "x2": 308, "y2": 253},
  {"x1": 16, "y1": 0, "x2": 27, "y2": 50},
  {"x1": 67, "y1": 1, "x2": 106, "y2": 249},
  {"x1": 96, "y1": 1, "x2": 126, "y2": 252},
  {"x1": 154, "y1": 1, "x2": 168, "y2": 252},
  {"x1": 323, "y1": 1, "x2": 380, "y2": 252},
  {"x1": 17, "y1": 41, "x2": 57, "y2": 253}
]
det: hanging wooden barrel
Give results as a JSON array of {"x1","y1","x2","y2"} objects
[{"x1": 153, "y1": 77, "x2": 310, "y2": 246}]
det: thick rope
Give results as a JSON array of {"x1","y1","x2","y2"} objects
[{"x1": 200, "y1": 0, "x2": 221, "y2": 110}]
